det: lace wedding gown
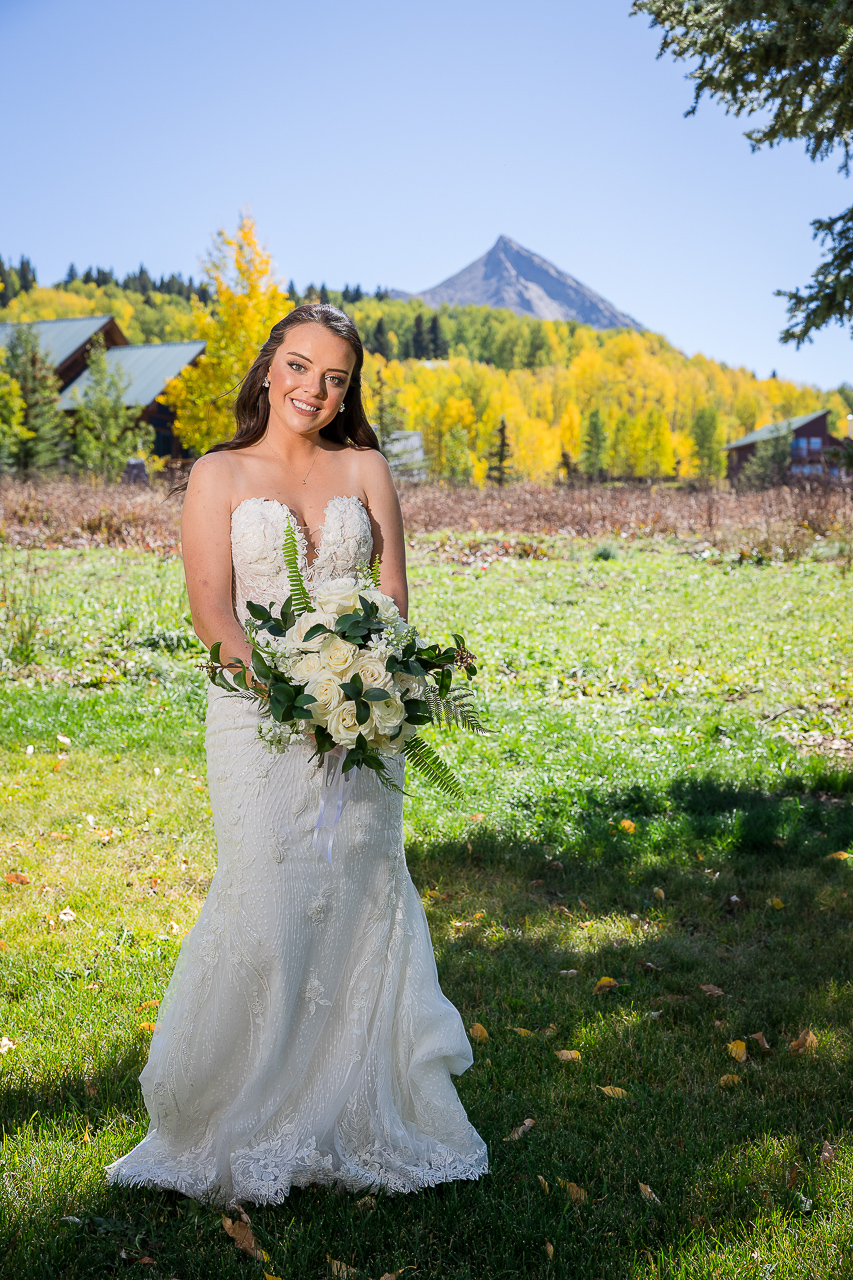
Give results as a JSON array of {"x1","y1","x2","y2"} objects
[{"x1": 107, "y1": 495, "x2": 488, "y2": 1204}]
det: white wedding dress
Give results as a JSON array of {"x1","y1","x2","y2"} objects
[{"x1": 107, "y1": 495, "x2": 488, "y2": 1204}]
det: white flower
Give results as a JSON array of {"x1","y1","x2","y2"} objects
[
  {"x1": 304, "y1": 672, "x2": 345, "y2": 724},
  {"x1": 289, "y1": 651, "x2": 323, "y2": 683},
  {"x1": 370, "y1": 693, "x2": 406, "y2": 735},
  {"x1": 373, "y1": 720, "x2": 418, "y2": 756},
  {"x1": 356, "y1": 586, "x2": 400, "y2": 624},
  {"x1": 326, "y1": 701, "x2": 367, "y2": 748},
  {"x1": 394, "y1": 671, "x2": 427, "y2": 700},
  {"x1": 302, "y1": 972, "x2": 331, "y2": 1016},
  {"x1": 257, "y1": 720, "x2": 304, "y2": 752},
  {"x1": 286, "y1": 610, "x2": 337, "y2": 653},
  {"x1": 352, "y1": 649, "x2": 393, "y2": 692},
  {"x1": 320, "y1": 633, "x2": 358, "y2": 675},
  {"x1": 312, "y1": 576, "x2": 361, "y2": 615}
]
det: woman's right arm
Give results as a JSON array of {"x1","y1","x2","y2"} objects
[{"x1": 181, "y1": 455, "x2": 253, "y2": 669}]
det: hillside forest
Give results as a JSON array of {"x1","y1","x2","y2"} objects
[{"x1": 1, "y1": 220, "x2": 850, "y2": 485}]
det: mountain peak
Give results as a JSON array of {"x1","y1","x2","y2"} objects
[{"x1": 417, "y1": 236, "x2": 641, "y2": 329}]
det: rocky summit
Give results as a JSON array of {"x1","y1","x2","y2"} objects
[{"x1": 413, "y1": 235, "x2": 641, "y2": 329}]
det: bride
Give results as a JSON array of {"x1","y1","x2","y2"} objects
[{"x1": 107, "y1": 303, "x2": 488, "y2": 1204}]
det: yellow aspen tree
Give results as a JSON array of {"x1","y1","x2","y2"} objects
[{"x1": 160, "y1": 216, "x2": 292, "y2": 454}]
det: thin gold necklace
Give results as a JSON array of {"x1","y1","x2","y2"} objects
[{"x1": 270, "y1": 440, "x2": 321, "y2": 486}]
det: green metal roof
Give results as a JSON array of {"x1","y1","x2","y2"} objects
[
  {"x1": 723, "y1": 410, "x2": 827, "y2": 451},
  {"x1": 0, "y1": 315, "x2": 115, "y2": 368},
  {"x1": 58, "y1": 341, "x2": 206, "y2": 410}
]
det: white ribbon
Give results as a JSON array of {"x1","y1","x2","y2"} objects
[{"x1": 313, "y1": 746, "x2": 357, "y2": 865}]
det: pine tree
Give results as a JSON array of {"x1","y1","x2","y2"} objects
[
  {"x1": 580, "y1": 407, "x2": 607, "y2": 479},
  {"x1": 287, "y1": 280, "x2": 300, "y2": 303},
  {"x1": 428, "y1": 313, "x2": 446, "y2": 358},
  {"x1": 17, "y1": 257, "x2": 36, "y2": 292},
  {"x1": 740, "y1": 430, "x2": 792, "y2": 490},
  {"x1": 412, "y1": 313, "x2": 428, "y2": 359},
  {"x1": 64, "y1": 263, "x2": 79, "y2": 285},
  {"x1": 69, "y1": 335, "x2": 149, "y2": 481},
  {"x1": 4, "y1": 326, "x2": 67, "y2": 472},
  {"x1": 487, "y1": 417, "x2": 513, "y2": 486},
  {"x1": 0, "y1": 256, "x2": 17, "y2": 304},
  {"x1": 372, "y1": 317, "x2": 391, "y2": 360},
  {"x1": 319, "y1": 283, "x2": 330, "y2": 304}
]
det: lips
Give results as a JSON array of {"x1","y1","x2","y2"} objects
[{"x1": 291, "y1": 398, "x2": 322, "y2": 416}]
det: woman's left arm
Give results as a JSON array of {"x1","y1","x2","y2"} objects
[{"x1": 357, "y1": 449, "x2": 408, "y2": 620}]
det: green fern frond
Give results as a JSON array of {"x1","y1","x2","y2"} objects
[
  {"x1": 424, "y1": 685, "x2": 489, "y2": 734},
  {"x1": 283, "y1": 521, "x2": 312, "y2": 616},
  {"x1": 370, "y1": 554, "x2": 382, "y2": 586},
  {"x1": 404, "y1": 735, "x2": 464, "y2": 800}
]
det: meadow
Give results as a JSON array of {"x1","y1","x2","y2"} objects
[{"x1": 1, "y1": 527, "x2": 853, "y2": 1279}]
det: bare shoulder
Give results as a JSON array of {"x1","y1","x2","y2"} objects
[
  {"x1": 353, "y1": 446, "x2": 393, "y2": 488},
  {"x1": 185, "y1": 450, "x2": 239, "y2": 502}
]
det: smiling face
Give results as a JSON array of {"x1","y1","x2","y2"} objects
[{"x1": 266, "y1": 322, "x2": 357, "y2": 439}]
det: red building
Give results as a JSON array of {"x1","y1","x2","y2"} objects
[{"x1": 723, "y1": 409, "x2": 843, "y2": 482}]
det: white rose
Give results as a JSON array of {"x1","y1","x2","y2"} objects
[
  {"x1": 370, "y1": 693, "x2": 406, "y2": 735},
  {"x1": 304, "y1": 672, "x2": 345, "y2": 724},
  {"x1": 373, "y1": 720, "x2": 417, "y2": 756},
  {"x1": 394, "y1": 672, "x2": 427, "y2": 700},
  {"x1": 289, "y1": 651, "x2": 323, "y2": 683},
  {"x1": 325, "y1": 701, "x2": 367, "y2": 748},
  {"x1": 320, "y1": 633, "x2": 358, "y2": 675},
  {"x1": 357, "y1": 586, "x2": 400, "y2": 624},
  {"x1": 286, "y1": 610, "x2": 337, "y2": 652},
  {"x1": 312, "y1": 577, "x2": 360, "y2": 616},
  {"x1": 353, "y1": 649, "x2": 393, "y2": 692}
]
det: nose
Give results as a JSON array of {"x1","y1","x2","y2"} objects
[{"x1": 301, "y1": 369, "x2": 326, "y2": 400}]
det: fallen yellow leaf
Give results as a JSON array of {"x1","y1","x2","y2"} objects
[
  {"x1": 555, "y1": 1049, "x2": 581, "y2": 1063},
  {"x1": 653, "y1": 887, "x2": 665, "y2": 901},
  {"x1": 767, "y1": 897, "x2": 785, "y2": 910},
  {"x1": 504, "y1": 1117, "x2": 535, "y2": 1141},
  {"x1": 560, "y1": 1180, "x2": 587, "y2": 1204},
  {"x1": 0, "y1": 940, "x2": 8, "y2": 951},
  {"x1": 700, "y1": 984, "x2": 725, "y2": 996},
  {"x1": 58, "y1": 907, "x2": 76, "y2": 923},
  {"x1": 355, "y1": 1195, "x2": 376, "y2": 1212},
  {"x1": 510, "y1": 1027, "x2": 533, "y2": 1036},
  {"x1": 827, "y1": 851, "x2": 849, "y2": 861},
  {"x1": 820, "y1": 1141, "x2": 835, "y2": 1165},
  {"x1": 620, "y1": 819, "x2": 636, "y2": 833},
  {"x1": 749, "y1": 1031, "x2": 772, "y2": 1052},
  {"x1": 789, "y1": 1029, "x2": 818, "y2": 1055},
  {"x1": 727, "y1": 1039, "x2": 748, "y2": 1063},
  {"x1": 545, "y1": 1241, "x2": 554, "y2": 1260},
  {"x1": 138, "y1": 1022, "x2": 157, "y2": 1033},
  {"x1": 599, "y1": 1086, "x2": 627, "y2": 1099},
  {"x1": 328, "y1": 1260, "x2": 358, "y2": 1278},
  {"x1": 638, "y1": 1182, "x2": 660, "y2": 1203},
  {"x1": 5, "y1": 871, "x2": 29, "y2": 885},
  {"x1": 223, "y1": 1207, "x2": 265, "y2": 1262},
  {"x1": 538, "y1": 1174, "x2": 550, "y2": 1193},
  {"x1": 265, "y1": 1272, "x2": 283, "y2": 1280},
  {"x1": 719, "y1": 1073, "x2": 741, "y2": 1087},
  {"x1": 135, "y1": 1000, "x2": 160, "y2": 1012},
  {"x1": 593, "y1": 976, "x2": 619, "y2": 995},
  {"x1": 468, "y1": 1022, "x2": 488, "y2": 1042}
]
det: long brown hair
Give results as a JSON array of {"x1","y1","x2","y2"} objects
[{"x1": 173, "y1": 304, "x2": 379, "y2": 491}]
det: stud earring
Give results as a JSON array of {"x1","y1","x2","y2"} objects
[{"x1": 339, "y1": 402, "x2": 345, "y2": 414}]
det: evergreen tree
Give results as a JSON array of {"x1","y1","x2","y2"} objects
[
  {"x1": 486, "y1": 416, "x2": 514, "y2": 487},
  {"x1": 122, "y1": 264, "x2": 155, "y2": 295},
  {"x1": 17, "y1": 257, "x2": 36, "y2": 292},
  {"x1": 287, "y1": 280, "x2": 300, "y2": 304},
  {"x1": 0, "y1": 256, "x2": 17, "y2": 304},
  {"x1": 69, "y1": 335, "x2": 149, "y2": 481},
  {"x1": 0, "y1": 352, "x2": 27, "y2": 473},
  {"x1": 64, "y1": 263, "x2": 79, "y2": 284},
  {"x1": 690, "y1": 405, "x2": 723, "y2": 483},
  {"x1": 372, "y1": 317, "x2": 391, "y2": 360},
  {"x1": 319, "y1": 283, "x2": 330, "y2": 304},
  {"x1": 4, "y1": 326, "x2": 67, "y2": 472},
  {"x1": 580, "y1": 407, "x2": 607, "y2": 479},
  {"x1": 352, "y1": 283, "x2": 363, "y2": 302},
  {"x1": 740, "y1": 430, "x2": 792, "y2": 490},
  {"x1": 412, "y1": 313, "x2": 428, "y2": 359},
  {"x1": 428, "y1": 313, "x2": 447, "y2": 358}
]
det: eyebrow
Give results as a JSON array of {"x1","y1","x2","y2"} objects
[{"x1": 286, "y1": 350, "x2": 351, "y2": 375}]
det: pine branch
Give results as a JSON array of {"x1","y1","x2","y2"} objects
[
  {"x1": 424, "y1": 685, "x2": 489, "y2": 734},
  {"x1": 283, "y1": 521, "x2": 312, "y2": 615},
  {"x1": 404, "y1": 735, "x2": 464, "y2": 800}
]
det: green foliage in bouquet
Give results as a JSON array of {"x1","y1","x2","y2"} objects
[{"x1": 206, "y1": 538, "x2": 487, "y2": 800}]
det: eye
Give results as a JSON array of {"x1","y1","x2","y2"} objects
[
  {"x1": 328, "y1": 375, "x2": 345, "y2": 387},
  {"x1": 288, "y1": 361, "x2": 305, "y2": 373}
]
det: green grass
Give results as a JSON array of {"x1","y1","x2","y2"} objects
[{"x1": 2, "y1": 537, "x2": 853, "y2": 1279}]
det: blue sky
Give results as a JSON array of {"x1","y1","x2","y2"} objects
[{"x1": 2, "y1": 0, "x2": 851, "y2": 388}]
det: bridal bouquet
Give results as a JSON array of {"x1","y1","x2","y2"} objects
[{"x1": 207, "y1": 524, "x2": 486, "y2": 800}]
